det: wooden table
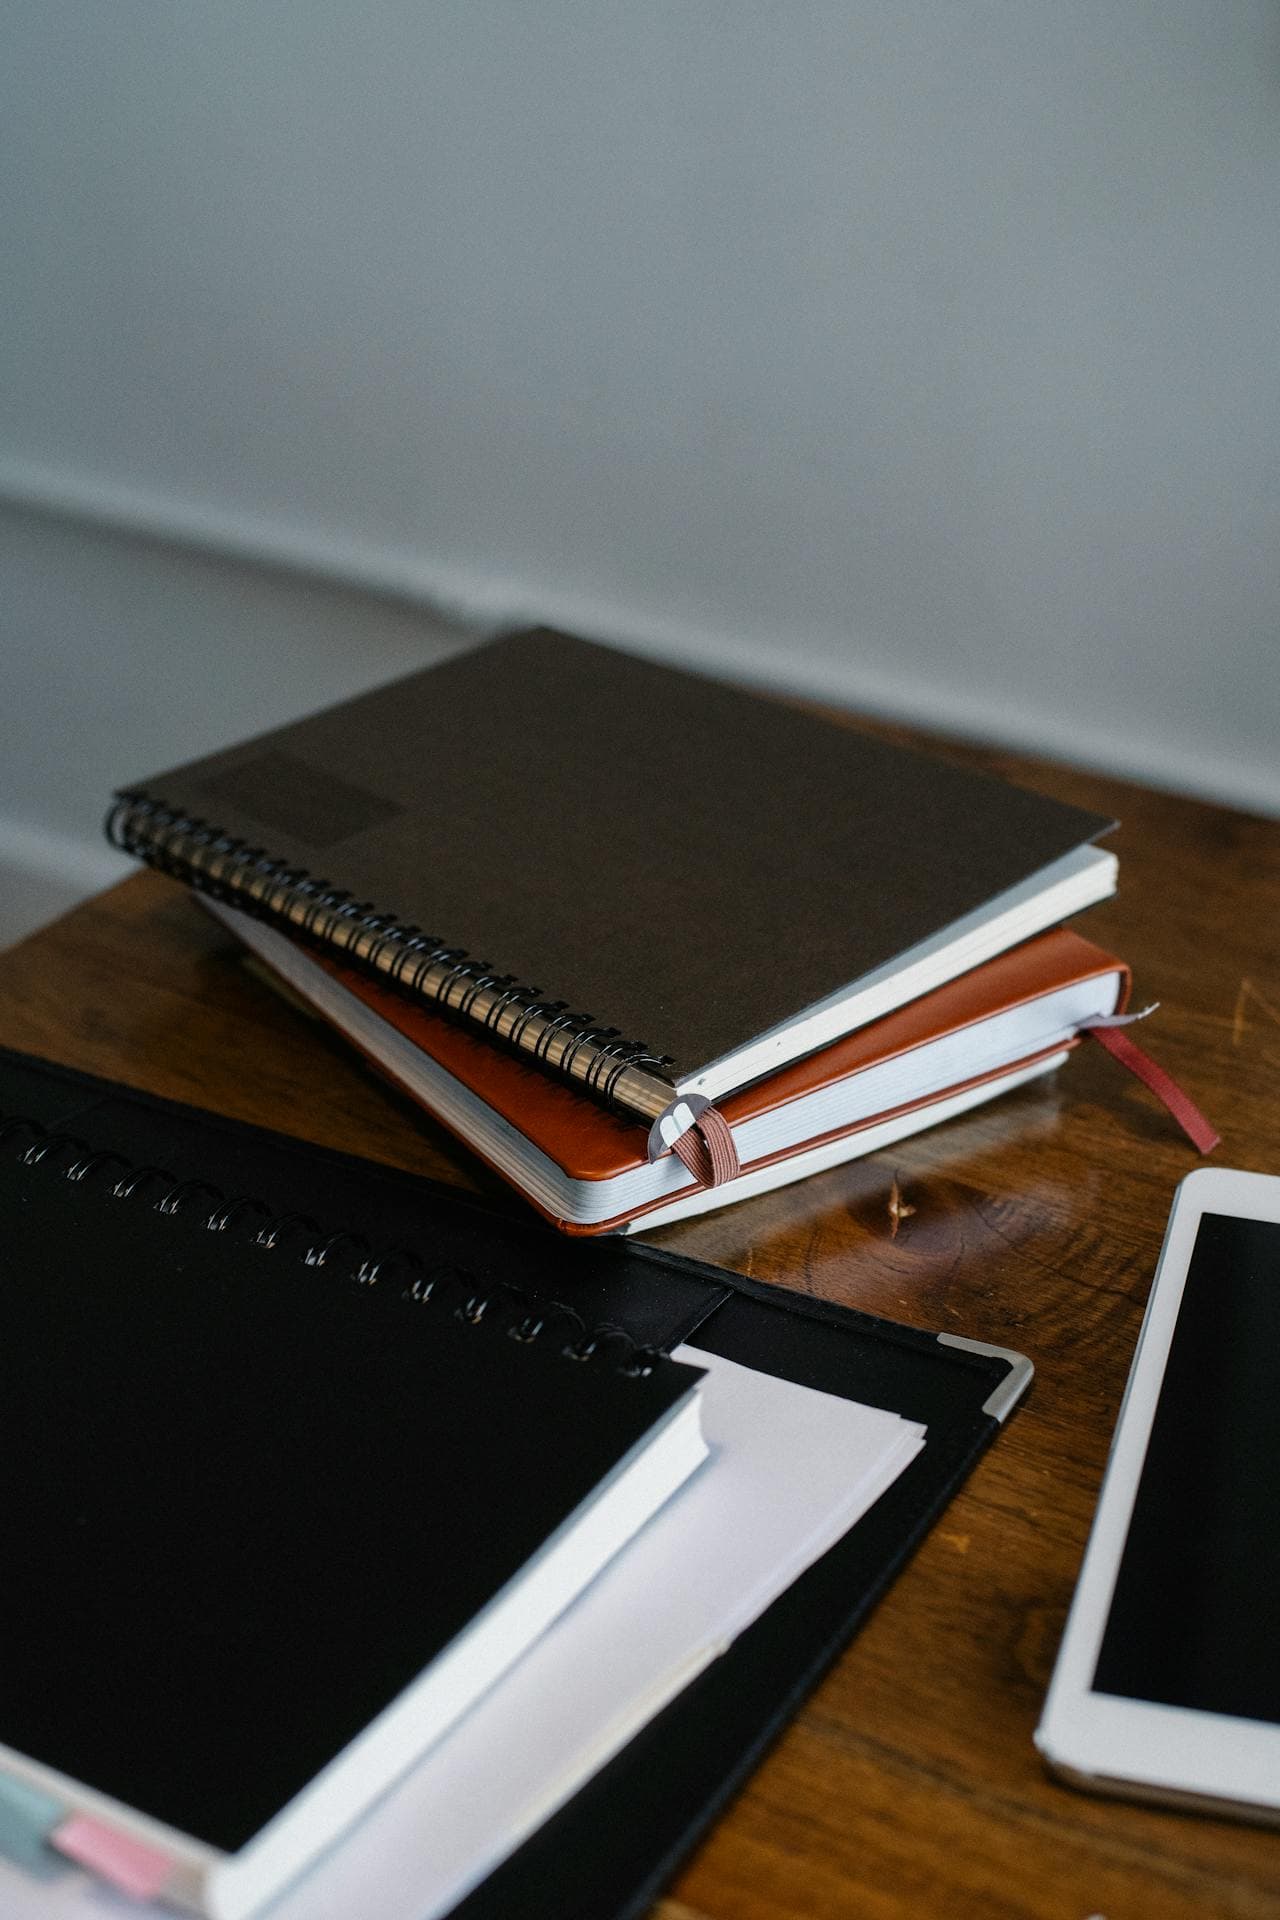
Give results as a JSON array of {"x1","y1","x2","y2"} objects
[{"x1": 1, "y1": 729, "x2": 1277, "y2": 1920}]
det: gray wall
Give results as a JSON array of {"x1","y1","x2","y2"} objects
[{"x1": 4, "y1": 4, "x2": 1279, "y2": 943}]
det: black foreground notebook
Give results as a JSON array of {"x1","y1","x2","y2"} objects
[
  {"x1": 0, "y1": 1078, "x2": 706, "y2": 1919},
  {"x1": 108, "y1": 627, "x2": 1113, "y2": 1140},
  {"x1": 0, "y1": 1047, "x2": 1032, "y2": 1920}
]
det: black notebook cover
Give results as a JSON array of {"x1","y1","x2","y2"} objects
[
  {"x1": 0, "y1": 1125, "x2": 701, "y2": 1868},
  {"x1": 0, "y1": 1047, "x2": 1031, "y2": 1919}
]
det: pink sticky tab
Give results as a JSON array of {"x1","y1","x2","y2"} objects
[{"x1": 51, "y1": 1814, "x2": 174, "y2": 1900}]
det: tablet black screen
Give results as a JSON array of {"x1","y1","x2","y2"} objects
[{"x1": 1092, "y1": 1212, "x2": 1280, "y2": 1724}]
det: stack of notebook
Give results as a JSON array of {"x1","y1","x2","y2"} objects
[{"x1": 107, "y1": 627, "x2": 1123, "y2": 1230}]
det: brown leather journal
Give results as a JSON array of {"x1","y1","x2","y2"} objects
[{"x1": 210, "y1": 909, "x2": 1129, "y2": 1235}]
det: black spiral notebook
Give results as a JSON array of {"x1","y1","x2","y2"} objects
[
  {"x1": 107, "y1": 626, "x2": 1114, "y2": 1153},
  {"x1": 0, "y1": 1047, "x2": 1032, "y2": 1920}
]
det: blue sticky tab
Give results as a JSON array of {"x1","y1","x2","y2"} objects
[{"x1": 0, "y1": 1772, "x2": 67, "y2": 1879}]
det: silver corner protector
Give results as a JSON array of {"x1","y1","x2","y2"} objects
[{"x1": 936, "y1": 1332, "x2": 1034, "y2": 1424}]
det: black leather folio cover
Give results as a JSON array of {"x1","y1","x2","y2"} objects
[{"x1": 0, "y1": 1048, "x2": 1027, "y2": 1919}]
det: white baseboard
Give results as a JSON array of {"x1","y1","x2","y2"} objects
[{"x1": 2, "y1": 459, "x2": 1277, "y2": 820}]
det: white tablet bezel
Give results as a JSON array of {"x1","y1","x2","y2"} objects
[{"x1": 1035, "y1": 1165, "x2": 1280, "y2": 1822}]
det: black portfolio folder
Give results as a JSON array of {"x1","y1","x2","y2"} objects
[{"x1": 0, "y1": 1045, "x2": 1031, "y2": 1920}]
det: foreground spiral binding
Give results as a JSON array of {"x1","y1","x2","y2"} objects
[
  {"x1": 107, "y1": 792, "x2": 688, "y2": 1141},
  {"x1": 0, "y1": 1112, "x2": 660, "y2": 1375}
]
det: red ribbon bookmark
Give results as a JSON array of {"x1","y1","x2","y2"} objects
[{"x1": 1083, "y1": 1021, "x2": 1220, "y2": 1155}]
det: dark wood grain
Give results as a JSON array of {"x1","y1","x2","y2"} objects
[{"x1": 1, "y1": 726, "x2": 1277, "y2": 1920}]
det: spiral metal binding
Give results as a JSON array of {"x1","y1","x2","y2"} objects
[
  {"x1": 0, "y1": 1112, "x2": 660, "y2": 1376},
  {"x1": 106, "y1": 793, "x2": 681, "y2": 1129}
]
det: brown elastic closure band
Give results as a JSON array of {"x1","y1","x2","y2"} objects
[{"x1": 671, "y1": 1106, "x2": 741, "y2": 1188}]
